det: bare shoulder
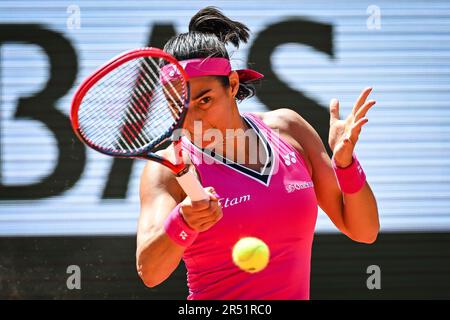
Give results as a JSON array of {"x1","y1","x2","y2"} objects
[
  {"x1": 255, "y1": 108, "x2": 317, "y2": 145},
  {"x1": 255, "y1": 108, "x2": 310, "y2": 132},
  {"x1": 254, "y1": 108, "x2": 316, "y2": 176}
]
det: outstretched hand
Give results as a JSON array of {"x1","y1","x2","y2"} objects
[{"x1": 328, "y1": 87, "x2": 376, "y2": 168}]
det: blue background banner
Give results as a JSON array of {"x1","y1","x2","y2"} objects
[{"x1": 1, "y1": 0, "x2": 450, "y2": 235}]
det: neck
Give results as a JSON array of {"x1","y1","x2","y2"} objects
[{"x1": 213, "y1": 111, "x2": 262, "y2": 167}]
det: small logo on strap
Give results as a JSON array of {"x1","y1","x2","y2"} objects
[
  {"x1": 283, "y1": 152, "x2": 297, "y2": 166},
  {"x1": 179, "y1": 231, "x2": 188, "y2": 240}
]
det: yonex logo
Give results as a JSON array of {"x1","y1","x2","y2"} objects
[
  {"x1": 285, "y1": 181, "x2": 314, "y2": 193},
  {"x1": 283, "y1": 152, "x2": 297, "y2": 166},
  {"x1": 357, "y1": 165, "x2": 363, "y2": 174},
  {"x1": 167, "y1": 64, "x2": 182, "y2": 77},
  {"x1": 168, "y1": 66, "x2": 180, "y2": 77},
  {"x1": 179, "y1": 231, "x2": 188, "y2": 240}
]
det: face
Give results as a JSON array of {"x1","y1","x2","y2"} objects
[{"x1": 182, "y1": 72, "x2": 240, "y2": 146}]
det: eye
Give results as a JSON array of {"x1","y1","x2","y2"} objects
[{"x1": 198, "y1": 97, "x2": 211, "y2": 105}]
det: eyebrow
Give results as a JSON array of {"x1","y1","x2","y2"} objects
[{"x1": 192, "y1": 88, "x2": 212, "y2": 100}]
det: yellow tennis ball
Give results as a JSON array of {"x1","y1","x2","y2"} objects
[{"x1": 232, "y1": 237, "x2": 270, "y2": 273}]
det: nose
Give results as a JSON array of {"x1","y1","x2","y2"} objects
[
  {"x1": 184, "y1": 103, "x2": 204, "y2": 123},
  {"x1": 182, "y1": 107, "x2": 197, "y2": 132}
]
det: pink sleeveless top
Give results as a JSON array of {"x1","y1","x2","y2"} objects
[{"x1": 180, "y1": 112, "x2": 318, "y2": 300}]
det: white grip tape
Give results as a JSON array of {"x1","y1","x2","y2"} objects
[{"x1": 176, "y1": 171, "x2": 209, "y2": 201}]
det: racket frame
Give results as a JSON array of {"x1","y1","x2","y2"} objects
[{"x1": 70, "y1": 47, "x2": 191, "y2": 176}]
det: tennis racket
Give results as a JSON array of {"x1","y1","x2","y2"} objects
[{"x1": 70, "y1": 47, "x2": 208, "y2": 201}]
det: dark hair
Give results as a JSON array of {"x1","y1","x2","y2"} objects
[{"x1": 163, "y1": 6, "x2": 257, "y2": 102}]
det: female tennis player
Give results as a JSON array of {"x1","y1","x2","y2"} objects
[{"x1": 136, "y1": 7, "x2": 379, "y2": 300}]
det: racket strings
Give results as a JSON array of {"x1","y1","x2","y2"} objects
[
  {"x1": 81, "y1": 60, "x2": 152, "y2": 147},
  {"x1": 114, "y1": 57, "x2": 184, "y2": 151},
  {"x1": 139, "y1": 58, "x2": 184, "y2": 123},
  {"x1": 122, "y1": 58, "x2": 183, "y2": 149},
  {"x1": 83, "y1": 85, "x2": 142, "y2": 151},
  {"x1": 78, "y1": 56, "x2": 187, "y2": 153},
  {"x1": 79, "y1": 63, "x2": 143, "y2": 149},
  {"x1": 97, "y1": 61, "x2": 159, "y2": 149}
]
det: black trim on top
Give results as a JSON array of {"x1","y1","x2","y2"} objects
[{"x1": 189, "y1": 114, "x2": 276, "y2": 186}]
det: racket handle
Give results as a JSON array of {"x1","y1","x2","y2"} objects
[{"x1": 176, "y1": 170, "x2": 209, "y2": 202}]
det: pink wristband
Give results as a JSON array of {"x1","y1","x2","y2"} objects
[
  {"x1": 164, "y1": 204, "x2": 199, "y2": 247},
  {"x1": 332, "y1": 152, "x2": 366, "y2": 194}
]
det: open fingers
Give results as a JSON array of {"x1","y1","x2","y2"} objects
[
  {"x1": 354, "y1": 100, "x2": 376, "y2": 121},
  {"x1": 347, "y1": 117, "x2": 369, "y2": 143},
  {"x1": 329, "y1": 98, "x2": 340, "y2": 125},
  {"x1": 352, "y1": 87, "x2": 372, "y2": 114}
]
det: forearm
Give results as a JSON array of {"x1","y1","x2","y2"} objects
[
  {"x1": 333, "y1": 152, "x2": 379, "y2": 243},
  {"x1": 136, "y1": 229, "x2": 185, "y2": 287},
  {"x1": 341, "y1": 181, "x2": 379, "y2": 243}
]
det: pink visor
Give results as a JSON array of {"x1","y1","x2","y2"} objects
[{"x1": 160, "y1": 57, "x2": 263, "y2": 84}]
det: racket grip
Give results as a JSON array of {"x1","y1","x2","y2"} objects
[{"x1": 176, "y1": 170, "x2": 209, "y2": 202}]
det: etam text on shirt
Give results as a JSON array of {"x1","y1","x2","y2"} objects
[{"x1": 218, "y1": 194, "x2": 251, "y2": 208}]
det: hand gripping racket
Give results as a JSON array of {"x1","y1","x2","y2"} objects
[{"x1": 70, "y1": 47, "x2": 208, "y2": 201}]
